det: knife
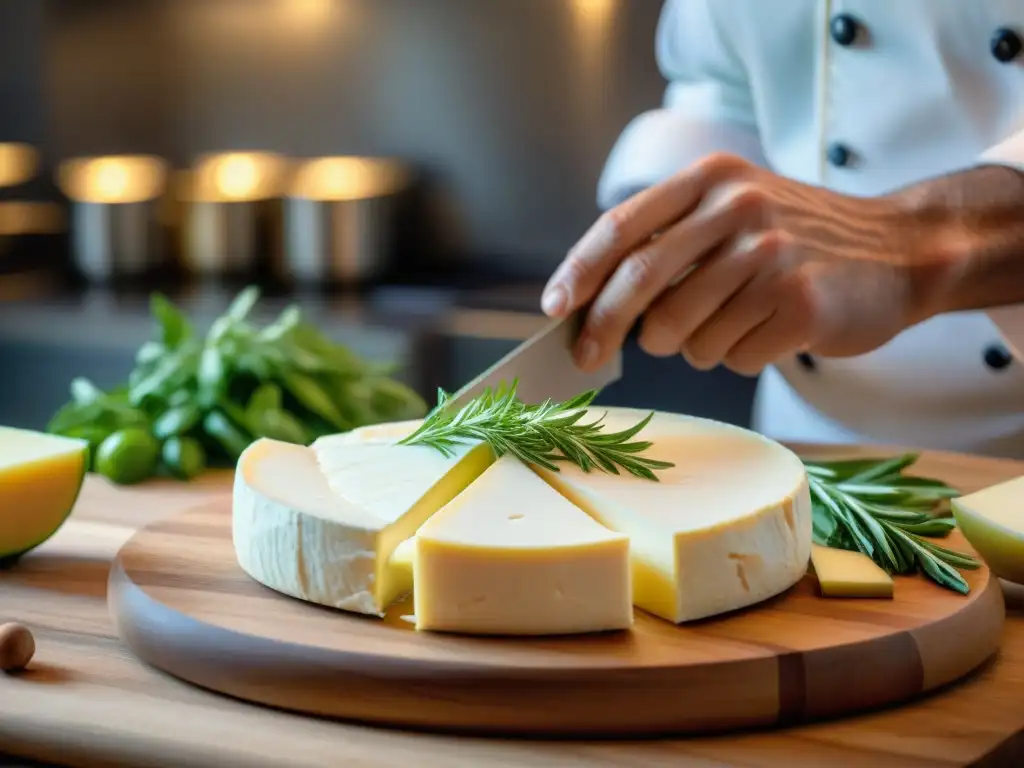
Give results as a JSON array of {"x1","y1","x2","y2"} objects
[{"x1": 444, "y1": 311, "x2": 622, "y2": 411}]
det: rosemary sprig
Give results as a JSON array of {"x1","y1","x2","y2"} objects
[
  {"x1": 399, "y1": 383, "x2": 978, "y2": 591},
  {"x1": 397, "y1": 379, "x2": 675, "y2": 481},
  {"x1": 804, "y1": 453, "x2": 980, "y2": 594}
]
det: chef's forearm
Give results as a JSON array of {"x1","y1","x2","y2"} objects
[{"x1": 892, "y1": 163, "x2": 1024, "y2": 317}]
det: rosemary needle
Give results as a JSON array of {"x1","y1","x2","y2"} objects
[
  {"x1": 397, "y1": 379, "x2": 675, "y2": 481},
  {"x1": 400, "y1": 383, "x2": 979, "y2": 592}
]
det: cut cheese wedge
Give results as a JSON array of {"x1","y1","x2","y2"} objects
[
  {"x1": 232, "y1": 424, "x2": 494, "y2": 616},
  {"x1": 410, "y1": 454, "x2": 632, "y2": 635},
  {"x1": 810, "y1": 544, "x2": 893, "y2": 598},
  {"x1": 951, "y1": 475, "x2": 1024, "y2": 585},
  {"x1": 0, "y1": 426, "x2": 88, "y2": 564},
  {"x1": 232, "y1": 406, "x2": 814, "y2": 631},
  {"x1": 531, "y1": 408, "x2": 812, "y2": 623}
]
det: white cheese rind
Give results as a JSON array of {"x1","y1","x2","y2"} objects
[
  {"x1": 532, "y1": 408, "x2": 812, "y2": 624},
  {"x1": 312, "y1": 422, "x2": 495, "y2": 608},
  {"x1": 232, "y1": 439, "x2": 380, "y2": 614},
  {"x1": 412, "y1": 454, "x2": 633, "y2": 636},
  {"x1": 232, "y1": 427, "x2": 494, "y2": 617}
]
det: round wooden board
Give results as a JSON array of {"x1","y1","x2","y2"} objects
[{"x1": 107, "y1": 446, "x2": 1009, "y2": 738}]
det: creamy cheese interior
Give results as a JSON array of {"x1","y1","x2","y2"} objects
[
  {"x1": 313, "y1": 422, "x2": 495, "y2": 607},
  {"x1": 411, "y1": 453, "x2": 633, "y2": 635},
  {"x1": 531, "y1": 409, "x2": 812, "y2": 623}
]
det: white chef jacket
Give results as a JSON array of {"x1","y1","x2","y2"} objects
[{"x1": 598, "y1": 0, "x2": 1024, "y2": 459}]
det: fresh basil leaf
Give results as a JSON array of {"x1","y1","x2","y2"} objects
[
  {"x1": 249, "y1": 407, "x2": 309, "y2": 444},
  {"x1": 135, "y1": 340, "x2": 167, "y2": 367},
  {"x1": 247, "y1": 383, "x2": 283, "y2": 415},
  {"x1": 225, "y1": 286, "x2": 260, "y2": 323},
  {"x1": 197, "y1": 345, "x2": 228, "y2": 408},
  {"x1": 130, "y1": 342, "x2": 200, "y2": 405},
  {"x1": 153, "y1": 403, "x2": 203, "y2": 440},
  {"x1": 150, "y1": 293, "x2": 193, "y2": 349},
  {"x1": 167, "y1": 388, "x2": 193, "y2": 407},
  {"x1": 280, "y1": 371, "x2": 350, "y2": 430},
  {"x1": 256, "y1": 305, "x2": 302, "y2": 344},
  {"x1": 47, "y1": 400, "x2": 105, "y2": 435},
  {"x1": 202, "y1": 409, "x2": 251, "y2": 461},
  {"x1": 216, "y1": 397, "x2": 251, "y2": 435},
  {"x1": 289, "y1": 324, "x2": 367, "y2": 376},
  {"x1": 369, "y1": 377, "x2": 429, "y2": 419},
  {"x1": 70, "y1": 377, "x2": 104, "y2": 405}
]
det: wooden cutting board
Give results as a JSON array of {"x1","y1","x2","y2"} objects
[
  {"x1": 107, "y1": 491, "x2": 1005, "y2": 738},
  {"x1": 5, "y1": 445, "x2": 1024, "y2": 766}
]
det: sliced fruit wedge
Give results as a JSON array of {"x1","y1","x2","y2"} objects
[
  {"x1": 951, "y1": 475, "x2": 1024, "y2": 585},
  {"x1": 0, "y1": 426, "x2": 89, "y2": 566}
]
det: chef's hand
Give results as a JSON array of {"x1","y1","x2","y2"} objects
[{"x1": 541, "y1": 153, "x2": 953, "y2": 375}]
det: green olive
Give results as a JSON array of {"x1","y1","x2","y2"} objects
[
  {"x1": 161, "y1": 436, "x2": 207, "y2": 480},
  {"x1": 94, "y1": 428, "x2": 161, "y2": 485}
]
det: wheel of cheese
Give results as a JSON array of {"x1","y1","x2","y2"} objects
[{"x1": 231, "y1": 407, "x2": 812, "y2": 632}]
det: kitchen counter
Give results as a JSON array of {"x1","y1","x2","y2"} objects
[{"x1": 3, "y1": 450, "x2": 1024, "y2": 767}]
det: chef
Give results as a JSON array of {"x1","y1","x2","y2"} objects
[{"x1": 541, "y1": 0, "x2": 1024, "y2": 459}]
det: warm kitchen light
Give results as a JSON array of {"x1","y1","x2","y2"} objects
[
  {"x1": 289, "y1": 156, "x2": 410, "y2": 201},
  {"x1": 189, "y1": 152, "x2": 285, "y2": 202},
  {"x1": 280, "y1": 0, "x2": 334, "y2": 26},
  {"x1": 0, "y1": 143, "x2": 39, "y2": 188},
  {"x1": 571, "y1": 0, "x2": 617, "y2": 28},
  {"x1": 57, "y1": 155, "x2": 167, "y2": 204},
  {"x1": 0, "y1": 202, "x2": 65, "y2": 236}
]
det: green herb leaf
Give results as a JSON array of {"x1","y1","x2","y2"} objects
[
  {"x1": 225, "y1": 286, "x2": 260, "y2": 323},
  {"x1": 45, "y1": 283, "x2": 428, "y2": 483},
  {"x1": 398, "y1": 378, "x2": 674, "y2": 481},
  {"x1": 150, "y1": 293, "x2": 193, "y2": 349},
  {"x1": 805, "y1": 455, "x2": 980, "y2": 593},
  {"x1": 152, "y1": 403, "x2": 203, "y2": 440}
]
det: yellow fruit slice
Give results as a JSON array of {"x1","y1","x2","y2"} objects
[
  {"x1": 951, "y1": 475, "x2": 1024, "y2": 585},
  {"x1": 0, "y1": 426, "x2": 88, "y2": 566}
]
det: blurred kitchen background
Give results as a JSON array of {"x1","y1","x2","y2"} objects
[{"x1": 0, "y1": 0, "x2": 759, "y2": 430}]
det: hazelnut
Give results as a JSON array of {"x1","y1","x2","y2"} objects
[{"x1": 0, "y1": 623, "x2": 35, "y2": 672}]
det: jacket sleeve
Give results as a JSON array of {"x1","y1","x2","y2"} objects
[
  {"x1": 596, "y1": 0, "x2": 767, "y2": 210},
  {"x1": 976, "y1": 134, "x2": 1024, "y2": 359}
]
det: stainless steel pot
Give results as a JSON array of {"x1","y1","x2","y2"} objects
[
  {"x1": 279, "y1": 156, "x2": 411, "y2": 285},
  {"x1": 70, "y1": 200, "x2": 162, "y2": 281},
  {"x1": 176, "y1": 152, "x2": 287, "y2": 279},
  {"x1": 56, "y1": 155, "x2": 169, "y2": 282}
]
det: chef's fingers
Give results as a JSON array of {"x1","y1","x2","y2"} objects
[
  {"x1": 638, "y1": 230, "x2": 786, "y2": 357},
  {"x1": 721, "y1": 294, "x2": 817, "y2": 376},
  {"x1": 691, "y1": 267, "x2": 824, "y2": 375},
  {"x1": 570, "y1": 179, "x2": 770, "y2": 371},
  {"x1": 680, "y1": 270, "x2": 779, "y2": 372},
  {"x1": 540, "y1": 152, "x2": 749, "y2": 320}
]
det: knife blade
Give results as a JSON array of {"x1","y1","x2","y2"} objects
[{"x1": 444, "y1": 311, "x2": 622, "y2": 411}]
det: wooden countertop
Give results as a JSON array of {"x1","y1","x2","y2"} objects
[{"x1": 3, "y1": 449, "x2": 1024, "y2": 768}]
